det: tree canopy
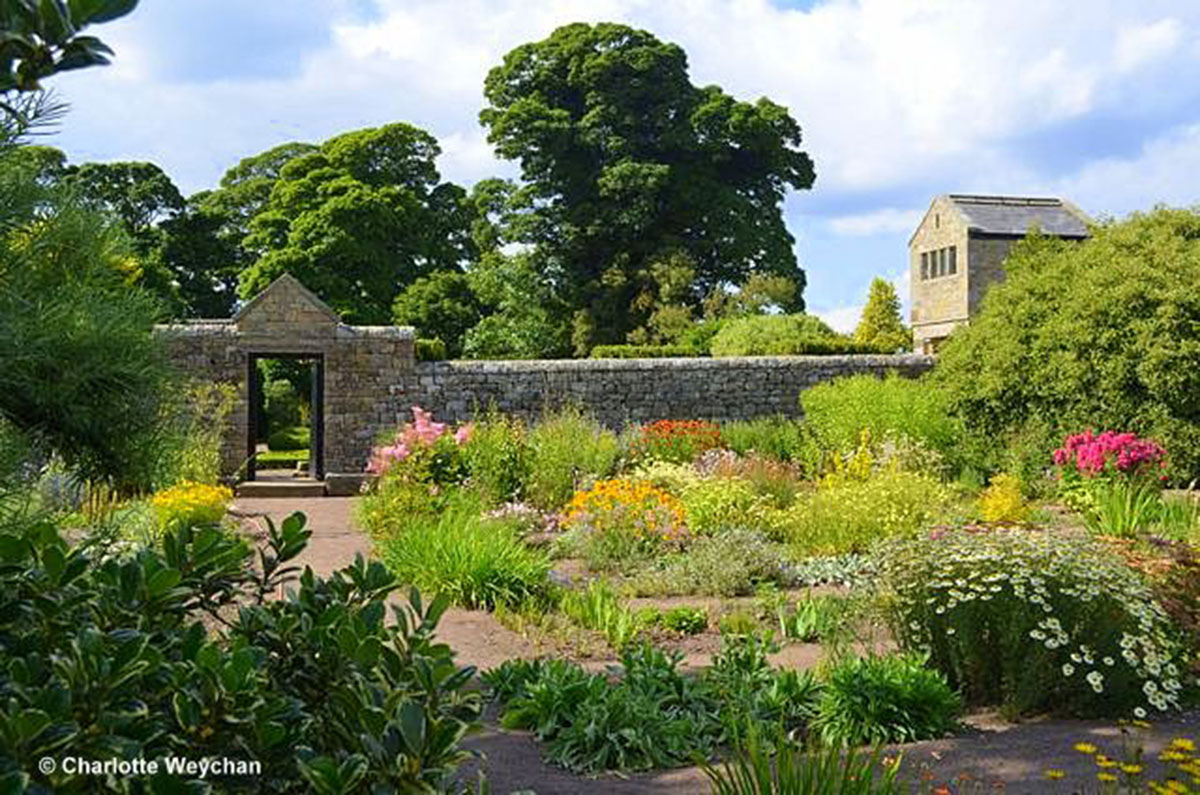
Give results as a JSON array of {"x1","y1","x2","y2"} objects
[
  {"x1": 480, "y1": 22, "x2": 815, "y2": 353},
  {"x1": 853, "y1": 277, "x2": 909, "y2": 353},
  {"x1": 238, "y1": 124, "x2": 476, "y2": 324}
]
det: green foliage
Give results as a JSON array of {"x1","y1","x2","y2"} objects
[
  {"x1": 1081, "y1": 479, "x2": 1166, "y2": 538},
  {"x1": 630, "y1": 530, "x2": 783, "y2": 598},
  {"x1": 0, "y1": 510, "x2": 481, "y2": 792},
  {"x1": 393, "y1": 271, "x2": 482, "y2": 358},
  {"x1": 377, "y1": 493, "x2": 551, "y2": 610},
  {"x1": 719, "y1": 610, "x2": 761, "y2": 637},
  {"x1": 460, "y1": 250, "x2": 571, "y2": 359},
  {"x1": 781, "y1": 555, "x2": 874, "y2": 589},
  {"x1": 681, "y1": 477, "x2": 774, "y2": 535},
  {"x1": 853, "y1": 278, "x2": 910, "y2": 353},
  {"x1": 777, "y1": 470, "x2": 950, "y2": 556},
  {"x1": 663, "y1": 605, "x2": 709, "y2": 635},
  {"x1": 264, "y1": 379, "x2": 303, "y2": 431},
  {"x1": 710, "y1": 314, "x2": 844, "y2": 357},
  {"x1": 0, "y1": 0, "x2": 138, "y2": 94},
  {"x1": 773, "y1": 593, "x2": 850, "y2": 643},
  {"x1": 560, "y1": 580, "x2": 644, "y2": 650},
  {"x1": 525, "y1": 406, "x2": 620, "y2": 509},
  {"x1": 460, "y1": 411, "x2": 530, "y2": 504},
  {"x1": 267, "y1": 425, "x2": 308, "y2": 453},
  {"x1": 721, "y1": 418, "x2": 811, "y2": 463},
  {"x1": 156, "y1": 380, "x2": 238, "y2": 485},
  {"x1": 702, "y1": 729, "x2": 903, "y2": 795},
  {"x1": 933, "y1": 212, "x2": 1200, "y2": 483},
  {"x1": 239, "y1": 124, "x2": 476, "y2": 324},
  {"x1": 706, "y1": 633, "x2": 821, "y2": 739},
  {"x1": 800, "y1": 373, "x2": 963, "y2": 472},
  {"x1": 414, "y1": 336, "x2": 448, "y2": 361},
  {"x1": 0, "y1": 155, "x2": 173, "y2": 490},
  {"x1": 877, "y1": 528, "x2": 1184, "y2": 717},
  {"x1": 590, "y1": 344, "x2": 701, "y2": 359},
  {"x1": 481, "y1": 22, "x2": 815, "y2": 352},
  {"x1": 813, "y1": 654, "x2": 960, "y2": 745}
]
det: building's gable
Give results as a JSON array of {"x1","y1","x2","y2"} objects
[{"x1": 233, "y1": 274, "x2": 340, "y2": 337}]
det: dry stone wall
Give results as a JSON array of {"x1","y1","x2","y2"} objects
[{"x1": 392, "y1": 355, "x2": 934, "y2": 430}]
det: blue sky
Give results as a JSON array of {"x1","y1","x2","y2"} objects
[{"x1": 45, "y1": 0, "x2": 1200, "y2": 329}]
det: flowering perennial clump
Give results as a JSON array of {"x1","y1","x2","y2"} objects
[
  {"x1": 878, "y1": 528, "x2": 1184, "y2": 718},
  {"x1": 1054, "y1": 430, "x2": 1167, "y2": 480},
  {"x1": 366, "y1": 406, "x2": 473, "y2": 475},
  {"x1": 563, "y1": 478, "x2": 688, "y2": 545},
  {"x1": 632, "y1": 419, "x2": 723, "y2": 464},
  {"x1": 150, "y1": 481, "x2": 233, "y2": 530}
]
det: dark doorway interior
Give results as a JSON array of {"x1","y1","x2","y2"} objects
[{"x1": 246, "y1": 353, "x2": 324, "y2": 482}]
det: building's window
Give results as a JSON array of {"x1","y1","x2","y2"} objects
[
  {"x1": 920, "y1": 252, "x2": 928, "y2": 280},
  {"x1": 938, "y1": 248, "x2": 947, "y2": 276},
  {"x1": 948, "y1": 246, "x2": 957, "y2": 275}
]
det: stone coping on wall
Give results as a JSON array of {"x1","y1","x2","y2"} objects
[{"x1": 417, "y1": 353, "x2": 934, "y2": 372}]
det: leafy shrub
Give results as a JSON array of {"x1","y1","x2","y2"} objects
[
  {"x1": 720, "y1": 417, "x2": 811, "y2": 464},
  {"x1": 800, "y1": 373, "x2": 963, "y2": 472},
  {"x1": 149, "y1": 480, "x2": 233, "y2": 531},
  {"x1": 632, "y1": 419, "x2": 723, "y2": 464},
  {"x1": 263, "y1": 378, "x2": 302, "y2": 431},
  {"x1": 696, "y1": 449, "x2": 809, "y2": 508},
  {"x1": 460, "y1": 411, "x2": 530, "y2": 504},
  {"x1": 680, "y1": 477, "x2": 774, "y2": 535},
  {"x1": 491, "y1": 644, "x2": 718, "y2": 773},
  {"x1": 560, "y1": 580, "x2": 644, "y2": 649},
  {"x1": 357, "y1": 473, "x2": 445, "y2": 538},
  {"x1": 590, "y1": 344, "x2": 700, "y2": 359},
  {"x1": 663, "y1": 606, "x2": 708, "y2": 635},
  {"x1": 0, "y1": 511, "x2": 481, "y2": 792},
  {"x1": 719, "y1": 610, "x2": 761, "y2": 637},
  {"x1": 561, "y1": 478, "x2": 688, "y2": 571},
  {"x1": 877, "y1": 528, "x2": 1184, "y2": 717},
  {"x1": 774, "y1": 593, "x2": 850, "y2": 643},
  {"x1": 524, "y1": 405, "x2": 619, "y2": 509},
  {"x1": 707, "y1": 633, "x2": 821, "y2": 738},
  {"x1": 414, "y1": 336, "x2": 447, "y2": 361},
  {"x1": 378, "y1": 493, "x2": 551, "y2": 609},
  {"x1": 710, "y1": 314, "x2": 865, "y2": 357},
  {"x1": 813, "y1": 654, "x2": 960, "y2": 745},
  {"x1": 703, "y1": 730, "x2": 903, "y2": 795},
  {"x1": 979, "y1": 473, "x2": 1029, "y2": 523},
  {"x1": 267, "y1": 425, "x2": 309, "y2": 452},
  {"x1": 776, "y1": 469, "x2": 950, "y2": 555},
  {"x1": 932, "y1": 211, "x2": 1200, "y2": 484},
  {"x1": 630, "y1": 530, "x2": 782, "y2": 597},
  {"x1": 629, "y1": 458, "x2": 702, "y2": 494},
  {"x1": 157, "y1": 381, "x2": 238, "y2": 486}
]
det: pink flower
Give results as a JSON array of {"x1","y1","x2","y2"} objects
[{"x1": 455, "y1": 423, "x2": 474, "y2": 445}]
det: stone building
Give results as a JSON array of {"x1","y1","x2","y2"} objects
[{"x1": 909, "y1": 194, "x2": 1090, "y2": 353}]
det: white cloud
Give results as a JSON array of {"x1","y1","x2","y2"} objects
[
  {"x1": 1114, "y1": 18, "x2": 1183, "y2": 73},
  {"x1": 829, "y1": 207, "x2": 923, "y2": 237},
  {"x1": 815, "y1": 304, "x2": 862, "y2": 334}
]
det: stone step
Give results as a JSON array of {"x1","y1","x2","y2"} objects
[{"x1": 235, "y1": 480, "x2": 327, "y2": 498}]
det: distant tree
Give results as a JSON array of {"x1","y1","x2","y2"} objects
[
  {"x1": 239, "y1": 124, "x2": 476, "y2": 324},
  {"x1": 153, "y1": 198, "x2": 242, "y2": 317},
  {"x1": 66, "y1": 160, "x2": 184, "y2": 242},
  {"x1": 392, "y1": 271, "x2": 484, "y2": 358},
  {"x1": 853, "y1": 277, "x2": 910, "y2": 352},
  {"x1": 0, "y1": 0, "x2": 138, "y2": 102},
  {"x1": 461, "y1": 252, "x2": 571, "y2": 359},
  {"x1": 480, "y1": 22, "x2": 816, "y2": 353}
]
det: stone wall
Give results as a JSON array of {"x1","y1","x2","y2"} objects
[
  {"x1": 391, "y1": 355, "x2": 934, "y2": 431},
  {"x1": 910, "y1": 195, "x2": 970, "y2": 354}
]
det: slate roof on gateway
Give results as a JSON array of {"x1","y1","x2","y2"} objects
[{"x1": 948, "y1": 194, "x2": 1090, "y2": 239}]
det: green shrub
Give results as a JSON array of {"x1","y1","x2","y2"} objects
[
  {"x1": 933, "y1": 211, "x2": 1200, "y2": 484},
  {"x1": 461, "y1": 411, "x2": 530, "y2": 503},
  {"x1": 706, "y1": 633, "x2": 821, "y2": 738},
  {"x1": 589, "y1": 344, "x2": 700, "y2": 359},
  {"x1": 721, "y1": 417, "x2": 811, "y2": 463},
  {"x1": 710, "y1": 314, "x2": 870, "y2": 357},
  {"x1": 267, "y1": 425, "x2": 309, "y2": 452},
  {"x1": 157, "y1": 381, "x2": 238, "y2": 486},
  {"x1": 630, "y1": 530, "x2": 782, "y2": 597},
  {"x1": 680, "y1": 477, "x2": 774, "y2": 535},
  {"x1": 800, "y1": 373, "x2": 963, "y2": 471},
  {"x1": 0, "y1": 511, "x2": 481, "y2": 792},
  {"x1": 813, "y1": 654, "x2": 960, "y2": 745},
  {"x1": 663, "y1": 605, "x2": 708, "y2": 635},
  {"x1": 877, "y1": 528, "x2": 1184, "y2": 717},
  {"x1": 377, "y1": 493, "x2": 551, "y2": 609},
  {"x1": 525, "y1": 405, "x2": 620, "y2": 509},
  {"x1": 774, "y1": 593, "x2": 850, "y2": 643},
  {"x1": 414, "y1": 336, "x2": 448, "y2": 361},
  {"x1": 263, "y1": 378, "x2": 303, "y2": 433},
  {"x1": 776, "y1": 469, "x2": 950, "y2": 556}
]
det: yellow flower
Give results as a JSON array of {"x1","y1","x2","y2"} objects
[
  {"x1": 1095, "y1": 755, "x2": 1117, "y2": 768},
  {"x1": 1074, "y1": 742, "x2": 1099, "y2": 755},
  {"x1": 1120, "y1": 763, "x2": 1143, "y2": 775},
  {"x1": 1098, "y1": 772, "x2": 1117, "y2": 782},
  {"x1": 1173, "y1": 738, "x2": 1198, "y2": 753},
  {"x1": 1043, "y1": 769, "x2": 1066, "y2": 780}
]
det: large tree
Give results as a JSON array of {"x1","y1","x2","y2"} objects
[
  {"x1": 480, "y1": 22, "x2": 815, "y2": 353},
  {"x1": 238, "y1": 124, "x2": 476, "y2": 324},
  {"x1": 853, "y1": 277, "x2": 910, "y2": 352}
]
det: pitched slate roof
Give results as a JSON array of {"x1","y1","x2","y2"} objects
[{"x1": 947, "y1": 194, "x2": 1090, "y2": 238}]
